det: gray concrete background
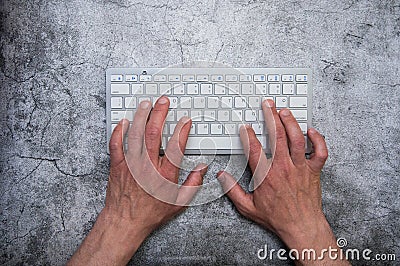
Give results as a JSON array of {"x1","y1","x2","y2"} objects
[{"x1": 1, "y1": 0, "x2": 399, "y2": 265}]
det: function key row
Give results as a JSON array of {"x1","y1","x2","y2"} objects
[
  {"x1": 110, "y1": 74, "x2": 308, "y2": 83},
  {"x1": 110, "y1": 83, "x2": 308, "y2": 96}
]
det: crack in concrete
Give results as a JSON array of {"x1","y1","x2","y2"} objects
[{"x1": 17, "y1": 155, "x2": 93, "y2": 178}]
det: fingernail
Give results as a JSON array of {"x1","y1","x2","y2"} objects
[
  {"x1": 280, "y1": 109, "x2": 291, "y2": 117},
  {"x1": 309, "y1": 128, "x2": 316, "y2": 134},
  {"x1": 217, "y1": 171, "x2": 225, "y2": 182},
  {"x1": 120, "y1": 119, "x2": 129, "y2": 126},
  {"x1": 140, "y1": 100, "x2": 151, "y2": 109},
  {"x1": 180, "y1": 116, "x2": 191, "y2": 123},
  {"x1": 158, "y1": 97, "x2": 168, "y2": 104},
  {"x1": 194, "y1": 163, "x2": 208, "y2": 172},
  {"x1": 265, "y1": 99, "x2": 274, "y2": 107}
]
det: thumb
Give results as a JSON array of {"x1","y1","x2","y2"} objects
[
  {"x1": 175, "y1": 163, "x2": 208, "y2": 206},
  {"x1": 216, "y1": 171, "x2": 255, "y2": 216}
]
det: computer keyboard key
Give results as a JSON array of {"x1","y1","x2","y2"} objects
[
  {"x1": 111, "y1": 97, "x2": 123, "y2": 108},
  {"x1": 224, "y1": 124, "x2": 237, "y2": 135},
  {"x1": 111, "y1": 84, "x2": 130, "y2": 94},
  {"x1": 228, "y1": 83, "x2": 240, "y2": 94},
  {"x1": 166, "y1": 111, "x2": 175, "y2": 121},
  {"x1": 221, "y1": 97, "x2": 233, "y2": 108},
  {"x1": 125, "y1": 97, "x2": 136, "y2": 108},
  {"x1": 196, "y1": 75, "x2": 209, "y2": 82},
  {"x1": 145, "y1": 83, "x2": 158, "y2": 94},
  {"x1": 218, "y1": 110, "x2": 230, "y2": 121},
  {"x1": 214, "y1": 84, "x2": 226, "y2": 94},
  {"x1": 140, "y1": 75, "x2": 152, "y2": 82},
  {"x1": 276, "y1": 97, "x2": 288, "y2": 108},
  {"x1": 200, "y1": 84, "x2": 213, "y2": 94},
  {"x1": 255, "y1": 84, "x2": 267, "y2": 95},
  {"x1": 291, "y1": 110, "x2": 307, "y2": 120},
  {"x1": 176, "y1": 110, "x2": 189, "y2": 120},
  {"x1": 169, "y1": 75, "x2": 181, "y2": 82},
  {"x1": 253, "y1": 74, "x2": 266, "y2": 81},
  {"x1": 191, "y1": 110, "x2": 202, "y2": 121},
  {"x1": 269, "y1": 84, "x2": 281, "y2": 95},
  {"x1": 252, "y1": 123, "x2": 264, "y2": 134},
  {"x1": 169, "y1": 124, "x2": 177, "y2": 134},
  {"x1": 153, "y1": 75, "x2": 166, "y2": 82},
  {"x1": 296, "y1": 74, "x2": 308, "y2": 82},
  {"x1": 189, "y1": 124, "x2": 196, "y2": 135},
  {"x1": 268, "y1": 74, "x2": 280, "y2": 82},
  {"x1": 245, "y1": 110, "x2": 257, "y2": 121},
  {"x1": 111, "y1": 111, "x2": 133, "y2": 121},
  {"x1": 125, "y1": 74, "x2": 138, "y2": 82},
  {"x1": 180, "y1": 97, "x2": 192, "y2": 108},
  {"x1": 185, "y1": 136, "x2": 243, "y2": 150},
  {"x1": 281, "y1": 74, "x2": 294, "y2": 82},
  {"x1": 138, "y1": 97, "x2": 151, "y2": 104},
  {"x1": 225, "y1": 74, "x2": 238, "y2": 82},
  {"x1": 296, "y1": 84, "x2": 308, "y2": 95},
  {"x1": 172, "y1": 84, "x2": 184, "y2": 95},
  {"x1": 240, "y1": 75, "x2": 252, "y2": 81},
  {"x1": 248, "y1": 97, "x2": 260, "y2": 108},
  {"x1": 204, "y1": 110, "x2": 216, "y2": 121},
  {"x1": 169, "y1": 97, "x2": 178, "y2": 108},
  {"x1": 211, "y1": 75, "x2": 224, "y2": 81},
  {"x1": 234, "y1": 97, "x2": 247, "y2": 108},
  {"x1": 159, "y1": 83, "x2": 172, "y2": 95},
  {"x1": 241, "y1": 84, "x2": 254, "y2": 94},
  {"x1": 197, "y1": 124, "x2": 209, "y2": 134},
  {"x1": 183, "y1": 75, "x2": 195, "y2": 82},
  {"x1": 299, "y1": 123, "x2": 307, "y2": 134},
  {"x1": 131, "y1": 84, "x2": 144, "y2": 94},
  {"x1": 111, "y1": 75, "x2": 123, "y2": 82},
  {"x1": 208, "y1": 97, "x2": 219, "y2": 108},
  {"x1": 232, "y1": 110, "x2": 243, "y2": 122},
  {"x1": 290, "y1": 97, "x2": 307, "y2": 108},
  {"x1": 187, "y1": 84, "x2": 199, "y2": 94},
  {"x1": 211, "y1": 124, "x2": 223, "y2": 135},
  {"x1": 282, "y1": 84, "x2": 295, "y2": 94}
]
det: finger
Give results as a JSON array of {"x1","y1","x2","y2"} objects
[
  {"x1": 160, "y1": 117, "x2": 191, "y2": 180},
  {"x1": 144, "y1": 97, "x2": 169, "y2": 165},
  {"x1": 216, "y1": 171, "x2": 255, "y2": 217},
  {"x1": 262, "y1": 100, "x2": 290, "y2": 160},
  {"x1": 239, "y1": 125, "x2": 269, "y2": 185},
  {"x1": 109, "y1": 119, "x2": 129, "y2": 167},
  {"x1": 127, "y1": 100, "x2": 152, "y2": 157},
  {"x1": 279, "y1": 109, "x2": 306, "y2": 165},
  {"x1": 307, "y1": 128, "x2": 328, "y2": 172},
  {"x1": 175, "y1": 163, "x2": 208, "y2": 206}
]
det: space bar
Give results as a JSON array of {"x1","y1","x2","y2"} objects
[{"x1": 185, "y1": 136, "x2": 246, "y2": 150}]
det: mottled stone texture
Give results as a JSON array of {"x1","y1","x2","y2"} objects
[{"x1": 1, "y1": 0, "x2": 399, "y2": 265}]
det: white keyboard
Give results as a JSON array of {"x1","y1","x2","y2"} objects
[{"x1": 106, "y1": 68, "x2": 312, "y2": 154}]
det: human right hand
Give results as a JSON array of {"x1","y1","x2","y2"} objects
[{"x1": 217, "y1": 100, "x2": 349, "y2": 265}]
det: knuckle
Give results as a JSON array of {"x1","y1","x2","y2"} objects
[
  {"x1": 317, "y1": 149, "x2": 328, "y2": 161},
  {"x1": 249, "y1": 140, "x2": 261, "y2": 152},
  {"x1": 146, "y1": 125, "x2": 161, "y2": 139},
  {"x1": 275, "y1": 126, "x2": 286, "y2": 140},
  {"x1": 292, "y1": 137, "x2": 305, "y2": 149},
  {"x1": 109, "y1": 140, "x2": 120, "y2": 151}
]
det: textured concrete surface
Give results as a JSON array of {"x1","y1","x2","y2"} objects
[{"x1": 1, "y1": 0, "x2": 399, "y2": 265}]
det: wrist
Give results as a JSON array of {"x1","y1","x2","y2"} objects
[
  {"x1": 68, "y1": 209, "x2": 151, "y2": 265},
  {"x1": 276, "y1": 215, "x2": 349, "y2": 265}
]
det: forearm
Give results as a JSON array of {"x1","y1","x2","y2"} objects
[{"x1": 68, "y1": 210, "x2": 149, "y2": 266}]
